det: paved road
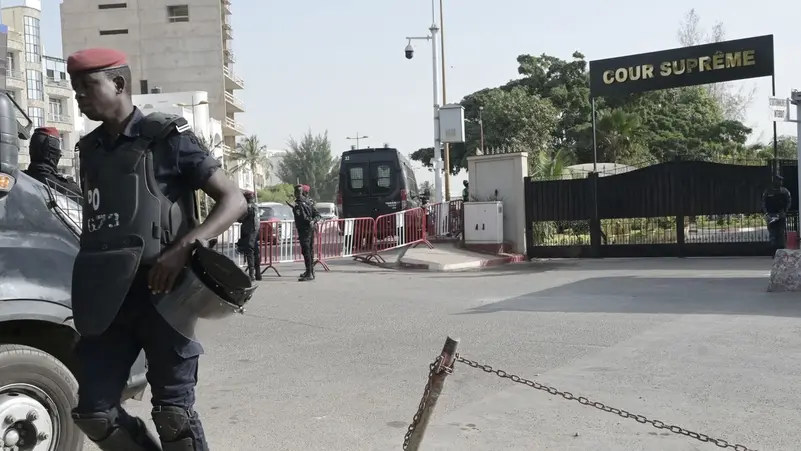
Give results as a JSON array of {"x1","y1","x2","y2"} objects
[{"x1": 87, "y1": 257, "x2": 801, "y2": 450}]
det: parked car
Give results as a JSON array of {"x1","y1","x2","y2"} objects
[
  {"x1": 257, "y1": 202, "x2": 294, "y2": 243},
  {"x1": 315, "y1": 202, "x2": 337, "y2": 221},
  {"x1": 0, "y1": 114, "x2": 148, "y2": 450}
]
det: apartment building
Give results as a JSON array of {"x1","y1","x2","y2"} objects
[
  {"x1": 2, "y1": 0, "x2": 78, "y2": 177},
  {"x1": 60, "y1": 0, "x2": 246, "y2": 156}
]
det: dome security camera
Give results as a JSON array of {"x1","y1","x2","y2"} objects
[{"x1": 405, "y1": 43, "x2": 414, "y2": 60}]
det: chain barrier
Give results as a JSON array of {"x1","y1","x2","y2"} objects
[
  {"x1": 403, "y1": 356, "x2": 441, "y2": 450},
  {"x1": 451, "y1": 355, "x2": 756, "y2": 451}
]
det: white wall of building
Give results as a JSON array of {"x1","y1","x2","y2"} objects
[
  {"x1": 59, "y1": 0, "x2": 246, "y2": 151},
  {"x1": 264, "y1": 149, "x2": 286, "y2": 186}
]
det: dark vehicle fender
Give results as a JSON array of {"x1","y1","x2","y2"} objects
[{"x1": 0, "y1": 299, "x2": 148, "y2": 401}]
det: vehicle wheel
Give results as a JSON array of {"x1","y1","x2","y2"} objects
[{"x1": 0, "y1": 344, "x2": 82, "y2": 451}]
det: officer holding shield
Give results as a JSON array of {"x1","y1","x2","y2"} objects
[{"x1": 68, "y1": 48, "x2": 247, "y2": 450}]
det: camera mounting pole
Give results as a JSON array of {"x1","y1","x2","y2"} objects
[
  {"x1": 403, "y1": 0, "x2": 443, "y2": 204},
  {"x1": 789, "y1": 90, "x2": 801, "y2": 208}
]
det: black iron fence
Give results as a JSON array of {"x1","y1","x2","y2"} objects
[{"x1": 525, "y1": 156, "x2": 793, "y2": 259}]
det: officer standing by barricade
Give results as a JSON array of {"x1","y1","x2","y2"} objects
[
  {"x1": 67, "y1": 48, "x2": 247, "y2": 450},
  {"x1": 291, "y1": 184, "x2": 321, "y2": 281},
  {"x1": 237, "y1": 190, "x2": 262, "y2": 281},
  {"x1": 23, "y1": 126, "x2": 81, "y2": 196}
]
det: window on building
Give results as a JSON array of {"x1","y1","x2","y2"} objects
[
  {"x1": 27, "y1": 107, "x2": 44, "y2": 128},
  {"x1": 6, "y1": 53, "x2": 15, "y2": 73},
  {"x1": 59, "y1": 133, "x2": 66, "y2": 149},
  {"x1": 99, "y1": 29, "x2": 129, "y2": 35},
  {"x1": 140, "y1": 80, "x2": 148, "y2": 95},
  {"x1": 26, "y1": 70, "x2": 43, "y2": 100},
  {"x1": 167, "y1": 5, "x2": 189, "y2": 22},
  {"x1": 23, "y1": 16, "x2": 41, "y2": 62},
  {"x1": 44, "y1": 57, "x2": 68, "y2": 84},
  {"x1": 98, "y1": 3, "x2": 127, "y2": 8},
  {"x1": 49, "y1": 99, "x2": 65, "y2": 121}
]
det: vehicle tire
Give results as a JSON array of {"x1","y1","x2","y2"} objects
[{"x1": 0, "y1": 344, "x2": 83, "y2": 451}]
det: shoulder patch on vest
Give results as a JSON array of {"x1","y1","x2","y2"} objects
[{"x1": 140, "y1": 112, "x2": 190, "y2": 142}]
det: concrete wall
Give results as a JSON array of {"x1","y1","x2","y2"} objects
[
  {"x1": 467, "y1": 151, "x2": 528, "y2": 254},
  {"x1": 60, "y1": 0, "x2": 230, "y2": 123}
]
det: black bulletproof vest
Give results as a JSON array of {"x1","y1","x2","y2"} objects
[{"x1": 78, "y1": 113, "x2": 193, "y2": 265}]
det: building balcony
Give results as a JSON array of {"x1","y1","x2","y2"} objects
[
  {"x1": 6, "y1": 30, "x2": 23, "y2": 51},
  {"x1": 222, "y1": 0, "x2": 231, "y2": 14},
  {"x1": 222, "y1": 23, "x2": 232, "y2": 40},
  {"x1": 6, "y1": 70, "x2": 25, "y2": 90},
  {"x1": 47, "y1": 114, "x2": 74, "y2": 130},
  {"x1": 224, "y1": 92, "x2": 244, "y2": 112},
  {"x1": 45, "y1": 77, "x2": 73, "y2": 98},
  {"x1": 223, "y1": 117, "x2": 244, "y2": 136},
  {"x1": 223, "y1": 49, "x2": 235, "y2": 64},
  {"x1": 223, "y1": 66, "x2": 244, "y2": 90}
]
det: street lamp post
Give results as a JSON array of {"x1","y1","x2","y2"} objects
[
  {"x1": 346, "y1": 133, "x2": 368, "y2": 149},
  {"x1": 404, "y1": 0, "x2": 443, "y2": 203}
]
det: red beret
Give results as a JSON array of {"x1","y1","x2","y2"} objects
[
  {"x1": 66, "y1": 48, "x2": 128, "y2": 74},
  {"x1": 34, "y1": 127, "x2": 60, "y2": 138}
]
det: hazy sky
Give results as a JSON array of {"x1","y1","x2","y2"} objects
[{"x1": 36, "y1": 0, "x2": 801, "y2": 188}]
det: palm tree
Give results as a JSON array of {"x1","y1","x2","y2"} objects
[
  {"x1": 228, "y1": 135, "x2": 271, "y2": 192},
  {"x1": 597, "y1": 109, "x2": 640, "y2": 163},
  {"x1": 529, "y1": 148, "x2": 572, "y2": 180}
]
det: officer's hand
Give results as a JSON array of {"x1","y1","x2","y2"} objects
[{"x1": 148, "y1": 243, "x2": 194, "y2": 294}]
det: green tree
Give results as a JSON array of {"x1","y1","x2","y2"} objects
[
  {"x1": 676, "y1": 9, "x2": 755, "y2": 121},
  {"x1": 412, "y1": 87, "x2": 557, "y2": 170},
  {"x1": 228, "y1": 135, "x2": 270, "y2": 191},
  {"x1": 596, "y1": 109, "x2": 642, "y2": 163},
  {"x1": 257, "y1": 183, "x2": 295, "y2": 203},
  {"x1": 754, "y1": 136, "x2": 798, "y2": 160},
  {"x1": 278, "y1": 130, "x2": 339, "y2": 202},
  {"x1": 418, "y1": 180, "x2": 433, "y2": 194}
]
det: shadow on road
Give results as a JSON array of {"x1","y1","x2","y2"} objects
[{"x1": 458, "y1": 276, "x2": 801, "y2": 318}]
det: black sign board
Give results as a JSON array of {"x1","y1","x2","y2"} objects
[{"x1": 589, "y1": 35, "x2": 774, "y2": 98}]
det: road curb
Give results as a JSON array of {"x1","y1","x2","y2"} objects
[{"x1": 397, "y1": 254, "x2": 525, "y2": 272}]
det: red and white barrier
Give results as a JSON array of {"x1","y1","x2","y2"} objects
[
  {"x1": 373, "y1": 208, "x2": 432, "y2": 261},
  {"x1": 217, "y1": 207, "x2": 439, "y2": 276},
  {"x1": 317, "y1": 217, "x2": 375, "y2": 266},
  {"x1": 425, "y1": 200, "x2": 464, "y2": 240}
]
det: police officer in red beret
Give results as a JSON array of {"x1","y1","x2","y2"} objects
[
  {"x1": 23, "y1": 127, "x2": 81, "y2": 196},
  {"x1": 67, "y1": 48, "x2": 247, "y2": 450},
  {"x1": 291, "y1": 183, "x2": 321, "y2": 281}
]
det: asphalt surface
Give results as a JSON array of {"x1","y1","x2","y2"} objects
[{"x1": 86, "y1": 256, "x2": 801, "y2": 450}]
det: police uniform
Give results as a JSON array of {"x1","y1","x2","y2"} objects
[
  {"x1": 763, "y1": 175, "x2": 793, "y2": 251},
  {"x1": 292, "y1": 184, "x2": 320, "y2": 281},
  {"x1": 67, "y1": 48, "x2": 219, "y2": 451},
  {"x1": 23, "y1": 127, "x2": 81, "y2": 197},
  {"x1": 237, "y1": 191, "x2": 262, "y2": 280}
]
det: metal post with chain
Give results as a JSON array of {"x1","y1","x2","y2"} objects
[
  {"x1": 403, "y1": 337, "x2": 459, "y2": 450},
  {"x1": 403, "y1": 341, "x2": 757, "y2": 451}
]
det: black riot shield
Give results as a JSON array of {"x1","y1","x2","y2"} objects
[{"x1": 152, "y1": 241, "x2": 257, "y2": 339}]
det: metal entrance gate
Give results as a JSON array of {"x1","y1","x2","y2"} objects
[{"x1": 524, "y1": 157, "x2": 793, "y2": 259}]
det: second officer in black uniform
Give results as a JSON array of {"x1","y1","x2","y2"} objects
[
  {"x1": 23, "y1": 126, "x2": 81, "y2": 196},
  {"x1": 292, "y1": 184, "x2": 320, "y2": 281},
  {"x1": 237, "y1": 190, "x2": 262, "y2": 280},
  {"x1": 67, "y1": 48, "x2": 247, "y2": 450}
]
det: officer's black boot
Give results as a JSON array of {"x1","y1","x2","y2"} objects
[{"x1": 72, "y1": 409, "x2": 161, "y2": 451}]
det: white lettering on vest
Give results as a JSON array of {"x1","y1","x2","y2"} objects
[
  {"x1": 87, "y1": 188, "x2": 100, "y2": 211},
  {"x1": 87, "y1": 212, "x2": 120, "y2": 232}
]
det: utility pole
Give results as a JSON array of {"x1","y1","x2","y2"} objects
[{"x1": 439, "y1": 0, "x2": 450, "y2": 201}]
